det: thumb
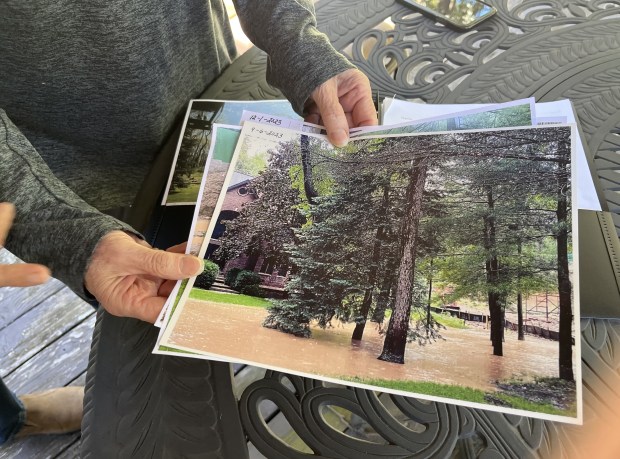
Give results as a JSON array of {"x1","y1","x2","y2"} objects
[
  {"x1": 312, "y1": 81, "x2": 349, "y2": 147},
  {"x1": 136, "y1": 245, "x2": 203, "y2": 279}
]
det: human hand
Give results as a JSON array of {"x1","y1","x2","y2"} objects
[
  {"x1": 84, "y1": 231, "x2": 203, "y2": 323},
  {"x1": 304, "y1": 68, "x2": 378, "y2": 147},
  {"x1": 0, "y1": 202, "x2": 51, "y2": 287}
]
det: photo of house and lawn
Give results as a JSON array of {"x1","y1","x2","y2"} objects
[
  {"x1": 159, "y1": 115, "x2": 580, "y2": 422},
  {"x1": 163, "y1": 99, "x2": 300, "y2": 204}
]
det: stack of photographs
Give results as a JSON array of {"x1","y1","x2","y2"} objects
[{"x1": 154, "y1": 97, "x2": 584, "y2": 425}]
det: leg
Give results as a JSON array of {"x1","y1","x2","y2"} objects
[
  {"x1": 0, "y1": 377, "x2": 25, "y2": 445},
  {"x1": 0, "y1": 377, "x2": 83, "y2": 444}
]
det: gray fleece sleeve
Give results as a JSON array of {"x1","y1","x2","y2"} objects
[
  {"x1": 0, "y1": 109, "x2": 137, "y2": 299},
  {"x1": 233, "y1": 0, "x2": 355, "y2": 114}
]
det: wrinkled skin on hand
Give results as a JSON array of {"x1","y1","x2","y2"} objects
[
  {"x1": 304, "y1": 68, "x2": 378, "y2": 147},
  {"x1": 84, "y1": 231, "x2": 202, "y2": 323}
]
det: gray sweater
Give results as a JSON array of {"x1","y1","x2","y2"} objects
[{"x1": 0, "y1": 0, "x2": 353, "y2": 298}]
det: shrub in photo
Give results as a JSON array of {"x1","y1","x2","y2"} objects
[
  {"x1": 224, "y1": 267, "x2": 243, "y2": 286},
  {"x1": 194, "y1": 260, "x2": 220, "y2": 290},
  {"x1": 233, "y1": 270, "x2": 263, "y2": 296}
]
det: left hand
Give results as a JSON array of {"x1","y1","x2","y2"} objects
[
  {"x1": 304, "y1": 68, "x2": 378, "y2": 147},
  {"x1": 84, "y1": 231, "x2": 202, "y2": 323}
]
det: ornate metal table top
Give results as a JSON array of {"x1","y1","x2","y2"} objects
[{"x1": 82, "y1": 1, "x2": 620, "y2": 458}]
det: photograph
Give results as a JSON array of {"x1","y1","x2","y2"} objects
[
  {"x1": 162, "y1": 99, "x2": 300, "y2": 205},
  {"x1": 159, "y1": 120, "x2": 580, "y2": 423},
  {"x1": 156, "y1": 118, "x2": 326, "y2": 328},
  {"x1": 353, "y1": 98, "x2": 534, "y2": 137}
]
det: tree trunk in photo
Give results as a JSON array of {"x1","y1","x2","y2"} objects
[
  {"x1": 483, "y1": 185, "x2": 503, "y2": 356},
  {"x1": 371, "y1": 274, "x2": 393, "y2": 325},
  {"x1": 300, "y1": 135, "x2": 319, "y2": 205},
  {"x1": 378, "y1": 162, "x2": 428, "y2": 364},
  {"x1": 556, "y1": 166, "x2": 574, "y2": 381},
  {"x1": 517, "y1": 292, "x2": 524, "y2": 341},
  {"x1": 352, "y1": 288, "x2": 373, "y2": 341},
  {"x1": 517, "y1": 241, "x2": 524, "y2": 341},
  {"x1": 352, "y1": 184, "x2": 390, "y2": 341},
  {"x1": 426, "y1": 258, "x2": 434, "y2": 339}
]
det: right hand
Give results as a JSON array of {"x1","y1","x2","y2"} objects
[
  {"x1": 0, "y1": 202, "x2": 51, "y2": 287},
  {"x1": 304, "y1": 68, "x2": 378, "y2": 147}
]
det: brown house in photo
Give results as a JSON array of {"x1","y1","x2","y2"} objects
[{"x1": 207, "y1": 172, "x2": 289, "y2": 295}]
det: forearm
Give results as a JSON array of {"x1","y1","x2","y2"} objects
[
  {"x1": 233, "y1": 0, "x2": 355, "y2": 114},
  {"x1": 0, "y1": 109, "x2": 135, "y2": 299}
]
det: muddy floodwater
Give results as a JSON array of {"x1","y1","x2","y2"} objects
[{"x1": 167, "y1": 300, "x2": 572, "y2": 393}]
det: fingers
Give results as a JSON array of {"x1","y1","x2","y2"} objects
[
  {"x1": 157, "y1": 279, "x2": 177, "y2": 298},
  {"x1": 0, "y1": 263, "x2": 51, "y2": 288},
  {"x1": 110, "y1": 295, "x2": 164, "y2": 324},
  {"x1": 166, "y1": 241, "x2": 188, "y2": 254},
  {"x1": 304, "y1": 112, "x2": 321, "y2": 126},
  {"x1": 0, "y1": 203, "x2": 51, "y2": 288},
  {"x1": 351, "y1": 87, "x2": 379, "y2": 128},
  {"x1": 133, "y1": 296, "x2": 165, "y2": 324},
  {"x1": 309, "y1": 69, "x2": 378, "y2": 147},
  {"x1": 312, "y1": 79, "x2": 349, "y2": 147},
  {"x1": 0, "y1": 202, "x2": 16, "y2": 247},
  {"x1": 133, "y1": 243, "x2": 203, "y2": 279}
]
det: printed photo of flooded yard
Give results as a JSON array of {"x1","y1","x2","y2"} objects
[
  {"x1": 168, "y1": 292, "x2": 576, "y2": 418},
  {"x1": 161, "y1": 121, "x2": 580, "y2": 422}
]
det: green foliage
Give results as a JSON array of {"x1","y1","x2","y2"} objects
[
  {"x1": 233, "y1": 270, "x2": 263, "y2": 296},
  {"x1": 194, "y1": 260, "x2": 219, "y2": 290},
  {"x1": 166, "y1": 176, "x2": 201, "y2": 203},
  {"x1": 432, "y1": 312, "x2": 467, "y2": 329},
  {"x1": 224, "y1": 267, "x2": 243, "y2": 286},
  {"x1": 213, "y1": 140, "x2": 305, "y2": 267},
  {"x1": 411, "y1": 310, "x2": 467, "y2": 329},
  {"x1": 171, "y1": 120, "x2": 210, "y2": 193},
  {"x1": 236, "y1": 144, "x2": 268, "y2": 176},
  {"x1": 263, "y1": 299, "x2": 313, "y2": 337}
]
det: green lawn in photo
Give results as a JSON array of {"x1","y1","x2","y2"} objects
[
  {"x1": 431, "y1": 312, "x2": 468, "y2": 329},
  {"x1": 341, "y1": 376, "x2": 576, "y2": 417},
  {"x1": 167, "y1": 171, "x2": 203, "y2": 203},
  {"x1": 386, "y1": 310, "x2": 468, "y2": 329},
  {"x1": 189, "y1": 288, "x2": 272, "y2": 308}
]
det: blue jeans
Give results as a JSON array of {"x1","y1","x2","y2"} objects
[{"x1": 0, "y1": 377, "x2": 25, "y2": 445}]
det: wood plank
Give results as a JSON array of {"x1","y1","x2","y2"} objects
[
  {"x1": 0, "y1": 288, "x2": 93, "y2": 377},
  {"x1": 53, "y1": 440, "x2": 81, "y2": 459},
  {"x1": 4, "y1": 315, "x2": 95, "y2": 394},
  {"x1": 0, "y1": 431, "x2": 81, "y2": 459},
  {"x1": 0, "y1": 250, "x2": 66, "y2": 330},
  {"x1": 0, "y1": 248, "x2": 18, "y2": 264}
]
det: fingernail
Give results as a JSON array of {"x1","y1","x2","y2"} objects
[
  {"x1": 181, "y1": 256, "x2": 203, "y2": 276},
  {"x1": 332, "y1": 129, "x2": 348, "y2": 147}
]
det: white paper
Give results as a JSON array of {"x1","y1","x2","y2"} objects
[{"x1": 382, "y1": 97, "x2": 601, "y2": 211}]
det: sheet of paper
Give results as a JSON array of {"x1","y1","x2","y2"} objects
[
  {"x1": 382, "y1": 97, "x2": 601, "y2": 212},
  {"x1": 352, "y1": 98, "x2": 535, "y2": 138},
  {"x1": 382, "y1": 98, "x2": 492, "y2": 125},
  {"x1": 155, "y1": 124, "x2": 243, "y2": 328},
  {"x1": 240, "y1": 110, "x2": 326, "y2": 134}
]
